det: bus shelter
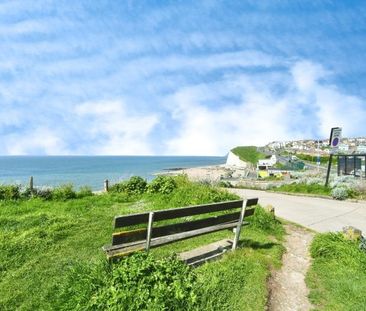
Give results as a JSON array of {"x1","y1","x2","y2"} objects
[{"x1": 336, "y1": 154, "x2": 366, "y2": 178}]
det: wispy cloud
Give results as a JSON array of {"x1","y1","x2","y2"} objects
[
  {"x1": 74, "y1": 100, "x2": 159, "y2": 155},
  {"x1": 0, "y1": 1, "x2": 365, "y2": 155},
  {"x1": 164, "y1": 60, "x2": 366, "y2": 155}
]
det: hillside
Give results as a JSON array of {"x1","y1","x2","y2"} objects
[{"x1": 231, "y1": 146, "x2": 265, "y2": 165}]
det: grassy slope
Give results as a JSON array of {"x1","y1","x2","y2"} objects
[
  {"x1": 231, "y1": 146, "x2": 265, "y2": 165},
  {"x1": 306, "y1": 233, "x2": 366, "y2": 311},
  {"x1": 0, "y1": 182, "x2": 284, "y2": 310}
]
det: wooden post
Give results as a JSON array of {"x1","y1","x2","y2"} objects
[
  {"x1": 232, "y1": 200, "x2": 247, "y2": 250},
  {"x1": 29, "y1": 176, "x2": 34, "y2": 193},
  {"x1": 325, "y1": 154, "x2": 333, "y2": 186},
  {"x1": 104, "y1": 179, "x2": 109, "y2": 192},
  {"x1": 146, "y1": 212, "x2": 154, "y2": 252}
]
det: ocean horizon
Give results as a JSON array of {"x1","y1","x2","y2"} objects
[{"x1": 0, "y1": 155, "x2": 226, "y2": 190}]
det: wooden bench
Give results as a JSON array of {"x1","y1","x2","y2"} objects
[{"x1": 103, "y1": 198, "x2": 258, "y2": 260}]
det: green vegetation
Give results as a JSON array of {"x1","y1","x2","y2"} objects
[
  {"x1": 0, "y1": 175, "x2": 285, "y2": 310},
  {"x1": 60, "y1": 253, "x2": 198, "y2": 310},
  {"x1": 0, "y1": 183, "x2": 94, "y2": 201},
  {"x1": 306, "y1": 233, "x2": 366, "y2": 310},
  {"x1": 231, "y1": 146, "x2": 265, "y2": 165},
  {"x1": 271, "y1": 183, "x2": 331, "y2": 196},
  {"x1": 295, "y1": 153, "x2": 336, "y2": 165}
]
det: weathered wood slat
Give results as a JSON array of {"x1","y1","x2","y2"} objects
[
  {"x1": 112, "y1": 208, "x2": 255, "y2": 245},
  {"x1": 106, "y1": 221, "x2": 249, "y2": 258},
  {"x1": 114, "y1": 199, "x2": 249, "y2": 228}
]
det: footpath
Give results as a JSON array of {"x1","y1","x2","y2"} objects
[
  {"x1": 229, "y1": 188, "x2": 366, "y2": 311},
  {"x1": 228, "y1": 188, "x2": 366, "y2": 233}
]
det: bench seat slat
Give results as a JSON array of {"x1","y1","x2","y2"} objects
[
  {"x1": 112, "y1": 208, "x2": 256, "y2": 245},
  {"x1": 114, "y1": 199, "x2": 252, "y2": 228},
  {"x1": 105, "y1": 220, "x2": 250, "y2": 258}
]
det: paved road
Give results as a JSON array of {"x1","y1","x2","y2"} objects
[{"x1": 228, "y1": 189, "x2": 366, "y2": 233}]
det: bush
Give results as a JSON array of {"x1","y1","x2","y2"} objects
[
  {"x1": 0, "y1": 184, "x2": 21, "y2": 200},
  {"x1": 217, "y1": 181, "x2": 233, "y2": 188},
  {"x1": 147, "y1": 175, "x2": 177, "y2": 194},
  {"x1": 51, "y1": 184, "x2": 76, "y2": 201},
  {"x1": 58, "y1": 253, "x2": 199, "y2": 310},
  {"x1": 34, "y1": 186, "x2": 53, "y2": 200},
  {"x1": 331, "y1": 186, "x2": 349, "y2": 200},
  {"x1": 305, "y1": 177, "x2": 323, "y2": 185},
  {"x1": 110, "y1": 176, "x2": 147, "y2": 195},
  {"x1": 250, "y1": 206, "x2": 284, "y2": 236},
  {"x1": 77, "y1": 186, "x2": 93, "y2": 198}
]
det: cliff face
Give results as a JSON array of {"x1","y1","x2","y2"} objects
[{"x1": 226, "y1": 151, "x2": 250, "y2": 167}]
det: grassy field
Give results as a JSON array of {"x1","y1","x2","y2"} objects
[
  {"x1": 306, "y1": 233, "x2": 366, "y2": 310},
  {"x1": 231, "y1": 146, "x2": 266, "y2": 165},
  {"x1": 0, "y1": 177, "x2": 285, "y2": 310}
]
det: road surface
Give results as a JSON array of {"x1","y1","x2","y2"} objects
[{"x1": 228, "y1": 188, "x2": 366, "y2": 233}]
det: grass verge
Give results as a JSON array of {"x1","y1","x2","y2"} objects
[
  {"x1": 271, "y1": 183, "x2": 331, "y2": 196},
  {"x1": 306, "y1": 233, "x2": 366, "y2": 310}
]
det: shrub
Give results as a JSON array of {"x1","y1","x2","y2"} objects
[
  {"x1": 250, "y1": 206, "x2": 284, "y2": 236},
  {"x1": 0, "y1": 184, "x2": 21, "y2": 200},
  {"x1": 110, "y1": 176, "x2": 147, "y2": 195},
  {"x1": 331, "y1": 186, "x2": 349, "y2": 200},
  {"x1": 218, "y1": 181, "x2": 233, "y2": 188},
  {"x1": 147, "y1": 176, "x2": 177, "y2": 194},
  {"x1": 51, "y1": 184, "x2": 76, "y2": 201},
  {"x1": 20, "y1": 186, "x2": 33, "y2": 199},
  {"x1": 34, "y1": 186, "x2": 53, "y2": 200},
  {"x1": 77, "y1": 186, "x2": 94, "y2": 198},
  {"x1": 109, "y1": 180, "x2": 128, "y2": 193},
  {"x1": 305, "y1": 177, "x2": 323, "y2": 185},
  {"x1": 58, "y1": 253, "x2": 199, "y2": 310}
]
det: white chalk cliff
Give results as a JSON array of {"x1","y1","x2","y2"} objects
[{"x1": 225, "y1": 151, "x2": 250, "y2": 167}]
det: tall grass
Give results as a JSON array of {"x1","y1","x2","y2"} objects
[{"x1": 306, "y1": 233, "x2": 366, "y2": 310}]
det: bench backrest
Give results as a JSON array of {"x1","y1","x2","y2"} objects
[{"x1": 110, "y1": 199, "x2": 258, "y2": 250}]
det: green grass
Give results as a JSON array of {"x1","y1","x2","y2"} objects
[
  {"x1": 0, "y1": 178, "x2": 285, "y2": 310},
  {"x1": 231, "y1": 146, "x2": 266, "y2": 165},
  {"x1": 306, "y1": 233, "x2": 366, "y2": 310},
  {"x1": 271, "y1": 182, "x2": 331, "y2": 196},
  {"x1": 295, "y1": 153, "x2": 332, "y2": 165}
]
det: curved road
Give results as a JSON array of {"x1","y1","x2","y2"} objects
[{"x1": 228, "y1": 188, "x2": 366, "y2": 233}]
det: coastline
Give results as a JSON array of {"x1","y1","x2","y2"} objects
[{"x1": 157, "y1": 164, "x2": 251, "y2": 183}]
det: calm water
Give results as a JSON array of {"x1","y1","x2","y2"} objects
[{"x1": 0, "y1": 156, "x2": 226, "y2": 190}]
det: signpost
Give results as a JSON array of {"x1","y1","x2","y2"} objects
[
  {"x1": 325, "y1": 127, "x2": 342, "y2": 186},
  {"x1": 330, "y1": 127, "x2": 342, "y2": 153}
]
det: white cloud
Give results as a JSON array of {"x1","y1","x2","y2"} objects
[
  {"x1": 75, "y1": 100, "x2": 159, "y2": 155},
  {"x1": 4, "y1": 127, "x2": 68, "y2": 155},
  {"x1": 164, "y1": 60, "x2": 366, "y2": 155}
]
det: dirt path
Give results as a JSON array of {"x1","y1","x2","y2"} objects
[{"x1": 267, "y1": 224, "x2": 315, "y2": 311}]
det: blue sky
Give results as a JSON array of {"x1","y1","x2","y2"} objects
[{"x1": 1, "y1": 0, "x2": 366, "y2": 155}]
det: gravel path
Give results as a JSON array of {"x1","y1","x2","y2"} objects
[{"x1": 267, "y1": 224, "x2": 314, "y2": 311}]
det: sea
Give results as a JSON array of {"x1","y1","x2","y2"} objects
[{"x1": 0, "y1": 156, "x2": 226, "y2": 190}]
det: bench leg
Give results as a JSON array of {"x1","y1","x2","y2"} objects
[
  {"x1": 146, "y1": 212, "x2": 154, "y2": 252},
  {"x1": 232, "y1": 199, "x2": 247, "y2": 250}
]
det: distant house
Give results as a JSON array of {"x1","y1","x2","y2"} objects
[
  {"x1": 257, "y1": 155, "x2": 277, "y2": 170},
  {"x1": 338, "y1": 144, "x2": 349, "y2": 152}
]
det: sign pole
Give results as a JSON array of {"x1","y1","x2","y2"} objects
[
  {"x1": 325, "y1": 127, "x2": 342, "y2": 186},
  {"x1": 325, "y1": 154, "x2": 333, "y2": 186}
]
